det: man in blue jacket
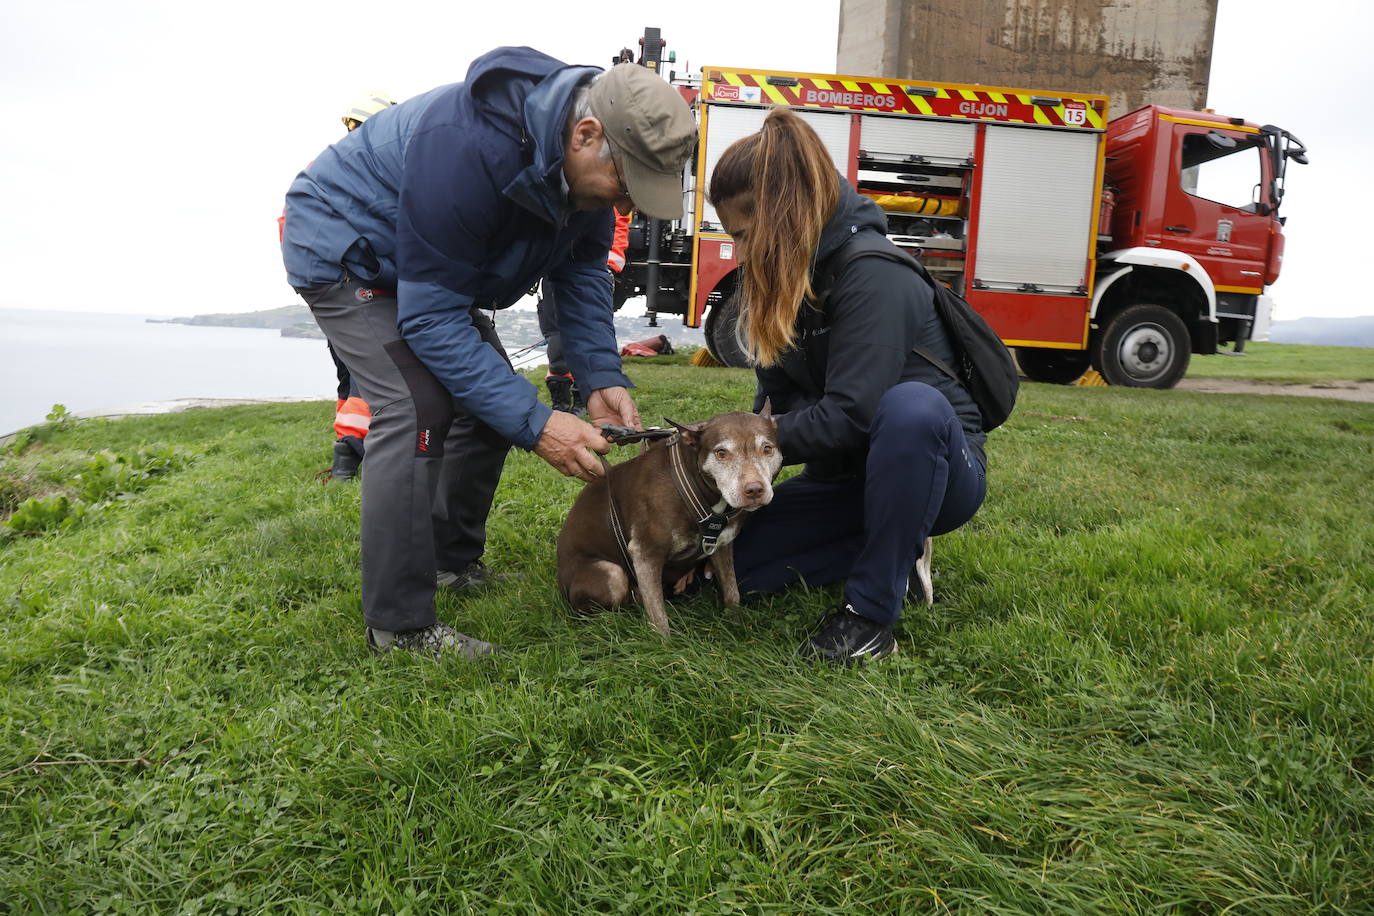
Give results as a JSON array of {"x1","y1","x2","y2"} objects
[{"x1": 282, "y1": 49, "x2": 696, "y2": 657}]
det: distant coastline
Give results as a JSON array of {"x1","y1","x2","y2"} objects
[
  {"x1": 142, "y1": 304, "x2": 1374, "y2": 350},
  {"x1": 1267, "y1": 315, "x2": 1374, "y2": 348},
  {"x1": 147, "y1": 305, "x2": 324, "y2": 339},
  {"x1": 141, "y1": 304, "x2": 710, "y2": 353}
]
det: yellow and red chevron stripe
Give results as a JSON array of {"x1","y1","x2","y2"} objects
[{"x1": 702, "y1": 69, "x2": 1107, "y2": 130}]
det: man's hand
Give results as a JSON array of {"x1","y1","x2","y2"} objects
[
  {"x1": 534, "y1": 410, "x2": 610, "y2": 482},
  {"x1": 587, "y1": 386, "x2": 641, "y2": 430}
]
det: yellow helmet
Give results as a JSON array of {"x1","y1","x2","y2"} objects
[{"x1": 342, "y1": 91, "x2": 396, "y2": 130}]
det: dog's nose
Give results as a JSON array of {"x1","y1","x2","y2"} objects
[{"x1": 744, "y1": 481, "x2": 764, "y2": 501}]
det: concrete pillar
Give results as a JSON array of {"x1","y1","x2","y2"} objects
[{"x1": 837, "y1": 0, "x2": 1218, "y2": 120}]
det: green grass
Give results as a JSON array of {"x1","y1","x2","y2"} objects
[
  {"x1": 2, "y1": 355, "x2": 1373, "y2": 913},
  {"x1": 1185, "y1": 341, "x2": 1374, "y2": 383}
]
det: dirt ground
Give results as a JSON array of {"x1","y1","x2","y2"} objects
[{"x1": 1174, "y1": 378, "x2": 1374, "y2": 403}]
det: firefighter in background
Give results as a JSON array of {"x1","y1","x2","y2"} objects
[
  {"x1": 342, "y1": 90, "x2": 395, "y2": 132},
  {"x1": 327, "y1": 91, "x2": 397, "y2": 479},
  {"x1": 537, "y1": 208, "x2": 631, "y2": 414}
]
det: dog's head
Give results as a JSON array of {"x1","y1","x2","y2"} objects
[{"x1": 666, "y1": 403, "x2": 782, "y2": 511}]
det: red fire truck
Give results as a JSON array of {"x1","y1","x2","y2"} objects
[{"x1": 614, "y1": 48, "x2": 1308, "y2": 388}]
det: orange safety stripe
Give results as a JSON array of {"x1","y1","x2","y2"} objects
[
  {"x1": 701, "y1": 68, "x2": 1107, "y2": 130},
  {"x1": 334, "y1": 396, "x2": 371, "y2": 440},
  {"x1": 1159, "y1": 114, "x2": 1259, "y2": 134},
  {"x1": 608, "y1": 210, "x2": 631, "y2": 273}
]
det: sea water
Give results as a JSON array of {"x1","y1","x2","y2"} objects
[
  {"x1": 1, "y1": 308, "x2": 339, "y2": 435},
  {"x1": 1, "y1": 304, "x2": 707, "y2": 436}
]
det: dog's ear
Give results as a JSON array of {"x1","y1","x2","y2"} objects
[
  {"x1": 757, "y1": 397, "x2": 774, "y2": 420},
  {"x1": 664, "y1": 416, "x2": 704, "y2": 444}
]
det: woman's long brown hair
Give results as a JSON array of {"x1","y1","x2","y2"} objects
[{"x1": 708, "y1": 108, "x2": 839, "y2": 367}]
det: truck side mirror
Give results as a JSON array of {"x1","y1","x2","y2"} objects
[{"x1": 1206, "y1": 131, "x2": 1238, "y2": 150}]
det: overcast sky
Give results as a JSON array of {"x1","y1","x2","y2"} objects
[{"x1": 1, "y1": 0, "x2": 1368, "y2": 321}]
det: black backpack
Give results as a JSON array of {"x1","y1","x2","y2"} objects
[{"x1": 821, "y1": 234, "x2": 1019, "y2": 430}]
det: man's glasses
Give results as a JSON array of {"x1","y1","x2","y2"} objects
[{"x1": 609, "y1": 148, "x2": 630, "y2": 198}]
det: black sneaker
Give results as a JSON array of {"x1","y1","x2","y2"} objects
[
  {"x1": 436, "y1": 560, "x2": 495, "y2": 594},
  {"x1": 800, "y1": 604, "x2": 897, "y2": 665}
]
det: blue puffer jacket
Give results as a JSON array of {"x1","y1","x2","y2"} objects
[{"x1": 281, "y1": 47, "x2": 627, "y2": 450}]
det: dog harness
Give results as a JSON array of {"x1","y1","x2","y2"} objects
[
  {"x1": 596, "y1": 454, "x2": 638, "y2": 585},
  {"x1": 595, "y1": 434, "x2": 745, "y2": 589},
  {"x1": 667, "y1": 435, "x2": 744, "y2": 558}
]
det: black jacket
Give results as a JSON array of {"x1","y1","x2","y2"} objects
[{"x1": 753, "y1": 176, "x2": 987, "y2": 480}]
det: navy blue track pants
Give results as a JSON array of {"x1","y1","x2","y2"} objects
[{"x1": 732, "y1": 382, "x2": 986, "y2": 625}]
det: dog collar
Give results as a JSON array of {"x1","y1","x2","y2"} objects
[{"x1": 669, "y1": 439, "x2": 743, "y2": 557}]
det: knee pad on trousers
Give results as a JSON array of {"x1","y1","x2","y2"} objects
[{"x1": 383, "y1": 339, "x2": 454, "y2": 457}]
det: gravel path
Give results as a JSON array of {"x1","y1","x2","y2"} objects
[{"x1": 1175, "y1": 378, "x2": 1374, "y2": 403}]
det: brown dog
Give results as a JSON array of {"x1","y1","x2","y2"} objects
[{"x1": 556, "y1": 407, "x2": 782, "y2": 636}]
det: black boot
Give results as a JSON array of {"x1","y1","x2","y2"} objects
[
  {"x1": 330, "y1": 439, "x2": 361, "y2": 480},
  {"x1": 546, "y1": 374, "x2": 575, "y2": 413}
]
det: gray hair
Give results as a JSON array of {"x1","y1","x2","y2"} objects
[{"x1": 568, "y1": 75, "x2": 615, "y2": 161}]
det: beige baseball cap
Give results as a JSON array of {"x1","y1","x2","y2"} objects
[{"x1": 586, "y1": 63, "x2": 696, "y2": 220}]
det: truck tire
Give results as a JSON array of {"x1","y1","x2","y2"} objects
[
  {"x1": 1091, "y1": 303, "x2": 1191, "y2": 389},
  {"x1": 704, "y1": 289, "x2": 753, "y2": 369},
  {"x1": 1016, "y1": 347, "x2": 1091, "y2": 385}
]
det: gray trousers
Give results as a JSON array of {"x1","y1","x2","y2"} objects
[{"x1": 298, "y1": 278, "x2": 511, "y2": 632}]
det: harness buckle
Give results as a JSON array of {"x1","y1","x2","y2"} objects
[{"x1": 698, "y1": 513, "x2": 728, "y2": 556}]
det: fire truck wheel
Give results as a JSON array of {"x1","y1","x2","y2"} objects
[
  {"x1": 1015, "y1": 347, "x2": 1091, "y2": 385},
  {"x1": 704, "y1": 292, "x2": 752, "y2": 369},
  {"x1": 1092, "y1": 303, "x2": 1192, "y2": 389}
]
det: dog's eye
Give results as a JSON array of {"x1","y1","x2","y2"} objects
[
  {"x1": 713, "y1": 447, "x2": 729, "y2": 459},
  {"x1": 762, "y1": 444, "x2": 774, "y2": 455}
]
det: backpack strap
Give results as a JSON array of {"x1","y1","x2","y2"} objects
[
  {"x1": 911, "y1": 342, "x2": 960, "y2": 385},
  {"x1": 818, "y1": 230, "x2": 1019, "y2": 431},
  {"x1": 821, "y1": 233, "x2": 962, "y2": 381},
  {"x1": 814, "y1": 232, "x2": 913, "y2": 316}
]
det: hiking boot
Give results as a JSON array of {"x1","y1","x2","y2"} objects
[
  {"x1": 799, "y1": 604, "x2": 897, "y2": 665},
  {"x1": 546, "y1": 374, "x2": 588, "y2": 417},
  {"x1": 366, "y1": 623, "x2": 500, "y2": 659},
  {"x1": 907, "y1": 538, "x2": 934, "y2": 606},
  {"x1": 436, "y1": 560, "x2": 497, "y2": 594},
  {"x1": 546, "y1": 374, "x2": 576, "y2": 413},
  {"x1": 330, "y1": 440, "x2": 361, "y2": 480}
]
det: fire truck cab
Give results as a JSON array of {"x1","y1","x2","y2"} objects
[{"x1": 1061, "y1": 106, "x2": 1309, "y2": 386}]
